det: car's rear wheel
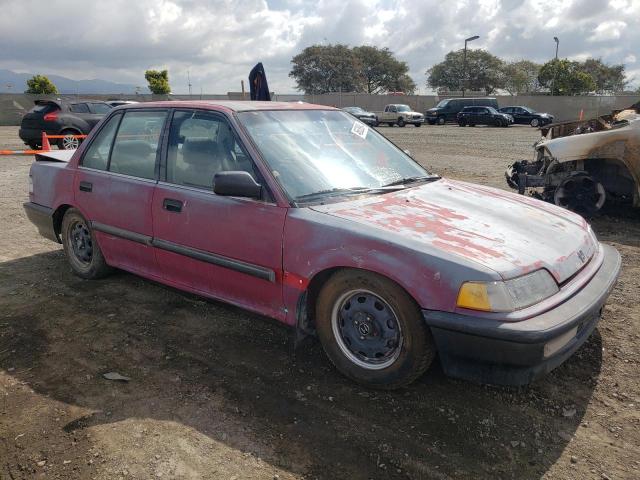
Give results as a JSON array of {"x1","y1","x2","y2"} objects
[
  {"x1": 316, "y1": 269, "x2": 435, "y2": 389},
  {"x1": 58, "y1": 130, "x2": 81, "y2": 150},
  {"x1": 27, "y1": 141, "x2": 40, "y2": 150},
  {"x1": 61, "y1": 208, "x2": 112, "y2": 279},
  {"x1": 397, "y1": 118, "x2": 406, "y2": 127},
  {"x1": 458, "y1": 120, "x2": 466, "y2": 127},
  {"x1": 414, "y1": 122, "x2": 421, "y2": 127},
  {"x1": 387, "y1": 122, "x2": 394, "y2": 127},
  {"x1": 530, "y1": 118, "x2": 540, "y2": 127}
]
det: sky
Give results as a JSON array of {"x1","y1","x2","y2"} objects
[{"x1": 0, "y1": 0, "x2": 638, "y2": 94}]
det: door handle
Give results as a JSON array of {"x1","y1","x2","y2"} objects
[
  {"x1": 79, "y1": 181, "x2": 92, "y2": 192},
  {"x1": 163, "y1": 198, "x2": 183, "y2": 213}
]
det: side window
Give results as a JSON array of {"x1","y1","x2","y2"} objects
[
  {"x1": 109, "y1": 110, "x2": 167, "y2": 180},
  {"x1": 389, "y1": 106, "x2": 397, "y2": 112},
  {"x1": 90, "y1": 103, "x2": 112, "y2": 114},
  {"x1": 70, "y1": 103, "x2": 90, "y2": 113},
  {"x1": 166, "y1": 110, "x2": 257, "y2": 190},
  {"x1": 81, "y1": 113, "x2": 121, "y2": 170}
]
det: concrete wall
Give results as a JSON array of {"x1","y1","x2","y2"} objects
[{"x1": 1, "y1": 92, "x2": 639, "y2": 126}]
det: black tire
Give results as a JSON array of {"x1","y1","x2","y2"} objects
[
  {"x1": 530, "y1": 118, "x2": 540, "y2": 127},
  {"x1": 427, "y1": 120, "x2": 435, "y2": 125},
  {"x1": 397, "y1": 117, "x2": 406, "y2": 127},
  {"x1": 315, "y1": 269, "x2": 435, "y2": 389},
  {"x1": 58, "y1": 130, "x2": 82, "y2": 150},
  {"x1": 387, "y1": 122, "x2": 394, "y2": 127},
  {"x1": 373, "y1": 119, "x2": 379, "y2": 127},
  {"x1": 458, "y1": 120, "x2": 466, "y2": 127},
  {"x1": 437, "y1": 116, "x2": 445, "y2": 125},
  {"x1": 61, "y1": 208, "x2": 112, "y2": 279},
  {"x1": 414, "y1": 123, "x2": 421, "y2": 127},
  {"x1": 27, "y1": 141, "x2": 40, "y2": 150}
]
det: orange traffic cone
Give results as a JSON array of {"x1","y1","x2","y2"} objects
[
  {"x1": 579, "y1": 109, "x2": 584, "y2": 121},
  {"x1": 41, "y1": 132, "x2": 51, "y2": 151}
]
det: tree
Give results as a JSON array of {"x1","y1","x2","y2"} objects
[
  {"x1": 144, "y1": 69, "x2": 171, "y2": 95},
  {"x1": 289, "y1": 45, "x2": 361, "y2": 94},
  {"x1": 501, "y1": 60, "x2": 542, "y2": 95},
  {"x1": 580, "y1": 58, "x2": 627, "y2": 93},
  {"x1": 352, "y1": 46, "x2": 416, "y2": 94},
  {"x1": 538, "y1": 59, "x2": 596, "y2": 95},
  {"x1": 25, "y1": 74, "x2": 58, "y2": 94},
  {"x1": 427, "y1": 49, "x2": 505, "y2": 94}
]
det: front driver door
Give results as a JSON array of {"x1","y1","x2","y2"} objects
[{"x1": 151, "y1": 109, "x2": 287, "y2": 320}]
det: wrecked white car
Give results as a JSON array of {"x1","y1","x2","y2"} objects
[{"x1": 506, "y1": 102, "x2": 640, "y2": 214}]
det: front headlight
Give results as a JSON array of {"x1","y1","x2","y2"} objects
[{"x1": 457, "y1": 269, "x2": 559, "y2": 312}]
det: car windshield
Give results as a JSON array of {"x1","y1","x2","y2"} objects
[
  {"x1": 237, "y1": 110, "x2": 434, "y2": 202},
  {"x1": 345, "y1": 107, "x2": 363, "y2": 114},
  {"x1": 396, "y1": 105, "x2": 411, "y2": 112},
  {"x1": 435, "y1": 99, "x2": 449, "y2": 108}
]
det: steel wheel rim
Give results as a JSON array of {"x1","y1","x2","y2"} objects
[
  {"x1": 331, "y1": 289, "x2": 403, "y2": 370},
  {"x1": 531, "y1": 118, "x2": 539, "y2": 127},
  {"x1": 68, "y1": 220, "x2": 93, "y2": 265},
  {"x1": 62, "y1": 135, "x2": 79, "y2": 150}
]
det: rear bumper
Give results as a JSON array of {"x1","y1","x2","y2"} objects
[
  {"x1": 423, "y1": 243, "x2": 621, "y2": 385},
  {"x1": 23, "y1": 202, "x2": 59, "y2": 243}
]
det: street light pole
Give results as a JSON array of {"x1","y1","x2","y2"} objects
[
  {"x1": 551, "y1": 36, "x2": 559, "y2": 96},
  {"x1": 462, "y1": 35, "x2": 479, "y2": 97}
]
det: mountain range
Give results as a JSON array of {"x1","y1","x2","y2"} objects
[{"x1": 0, "y1": 69, "x2": 148, "y2": 94}]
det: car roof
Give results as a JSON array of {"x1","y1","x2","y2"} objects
[{"x1": 117, "y1": 100, "x2": 337, "y2": 113}]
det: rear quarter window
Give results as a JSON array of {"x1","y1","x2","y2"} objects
[
  {"x1": 70, "y1": 103, "x2": 90, "y2": 113},
  {"x1": 90, "y1": 103, "x2": 112, "y2": 114}
]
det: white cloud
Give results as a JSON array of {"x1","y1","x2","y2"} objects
[{"x1": 0, "y1": 0, "x2": 638, "y2": 93}]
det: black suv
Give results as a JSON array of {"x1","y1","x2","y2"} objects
[
  {"x1": 19, "y1": 99, "x2": 112, "y2": 150},
  {"x1": 498, "y1": 106, "x2": 554, "y2": 127},
  {"x1": 457, "y1": 106, "x2": 513, "y2": 127},
  {"x1": 425, "y1": 97, "x2": 499, "y2": 125}
]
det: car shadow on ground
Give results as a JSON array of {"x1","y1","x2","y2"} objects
[{"x1": 0, "y1": 250, "x2": 603, "y2": 479}]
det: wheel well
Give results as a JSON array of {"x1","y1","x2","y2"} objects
[
  {"x1": 298, "y1": 266, "x2": 419, "y2": 335},
  {"x1": 583, "y1": 158, "x2": 636, "y2": 201},
  {"x1": 59, "y1": 127, "x2": 82, "y2": 134},
  {"x1": 52, "y1": 204, "x2": 73, "y2": 240}
]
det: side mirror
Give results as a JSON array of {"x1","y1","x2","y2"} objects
[{"x1": 214, "y1": 171, "x2": 262, "y2": 198}]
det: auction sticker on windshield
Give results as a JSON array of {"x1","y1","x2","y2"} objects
[{"x1": 351, "y1": 121, "x2": 368, "y2": 139}]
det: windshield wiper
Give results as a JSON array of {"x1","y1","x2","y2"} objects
[
  {"x1": 295, "y1": 185, "x2": 404, "y2": 203},
  {"x1": 382, "y1": 175, "x2": 439, "y2": 187}
]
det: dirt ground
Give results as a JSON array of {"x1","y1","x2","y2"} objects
[{"x1": 0, "y1": 124, "x2": 639, "y2": 480}]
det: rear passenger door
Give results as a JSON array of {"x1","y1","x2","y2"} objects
[
  {"x1": 151, "y1": 109, "x2": 287, "y2": 320},
  {"x1": 75, "y1": 109, "x2": 168, "y2": 278}
]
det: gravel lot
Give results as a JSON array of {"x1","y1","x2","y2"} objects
[{"x1": 1, "y1": 124, "x2": 639, "y2": 480}]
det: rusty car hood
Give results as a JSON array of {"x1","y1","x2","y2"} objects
[{"x1": 311, "y1": 179, "x2": 598, "y2": 283}]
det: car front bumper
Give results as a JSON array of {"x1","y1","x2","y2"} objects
[{"x1": 422, "y1": 243, "x2": 621, "y2": 385}]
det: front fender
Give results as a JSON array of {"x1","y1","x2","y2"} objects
[{"x1": 282, "y1": 207, "x2": 497, "y2": 325}]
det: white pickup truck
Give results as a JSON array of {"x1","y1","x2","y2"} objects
[{"x1": 375, "y1": 104, "x2": 424, "y2": 127}]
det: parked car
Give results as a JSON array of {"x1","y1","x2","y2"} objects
[
  {"x1": 106, "y1": 100, "x2": 139, "y2": 108},
  {"x1": 342, "y1": 106, "x2": 378, "y2": 126},
  {"x1": 24, "y1": 101, "x2": 620, "y2": 389},
  {"x1": 19, "y1": 99, "x2": 112, "y2": 150},
  {"x1": 506, "y1": 102, "x2": 640, "y2": 215},
  {"x1": 425, "y1": 97, "x2": 499, "y2": 125},
  {"x1": 498, "y1": 106, "x2": 554, "y2": 127},
  {"x1": 457, "y1": 106, "x2": 513, "y2": 127},
  {"x1": 374, "y1": 104, "x2": 424, "y2": 127}
]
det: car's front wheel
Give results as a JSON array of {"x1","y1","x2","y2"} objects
[
  {"x1": 437, "y1": 116, "x2": 446, "y2": 125},
  {"x1": 61, "y1": 208, "x2": 112, "y2": 279},
  {"x1": 316, "y1": 269, "x2": 435, "y2": 389},
  {"x1": 530, "y1": 118, "x2": 540, "y2": 127}
]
